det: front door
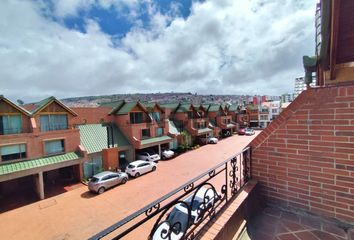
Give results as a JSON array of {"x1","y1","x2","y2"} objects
[{"x1": 119, "y1": 151, "x2": 128, "y2": 171}]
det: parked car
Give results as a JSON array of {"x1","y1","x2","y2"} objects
[
  {"x1": 245, "y1": 128, "x2": 255, "y2": 135},
  {"x1": 238, "y1": 128, "x2": 246, "y2": 135},
  {"x1": 162, "y1": 149, "x2": 175, "y2": 159},
  {"x1": 199, "y1": 136, "x2": 218, "y2": 145},
  {"x1": 207, "y1": 136, "x2": 218, "y2": 144},
  {"x1": 88, "y1": 171, "x2": 128, "y2": 194},
  {"x1": 136, "y1": 150, "x2": 160, "y2": 162},
  {"x1": 125, "y1": 160, "x2": 157, "y2": 177},
  {"x1": 151, "y1": 187, "x2": 217, "y2": 240}
]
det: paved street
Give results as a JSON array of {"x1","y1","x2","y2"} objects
[{"x1": 0, "y1": 132, "x2": 259, "y2": 240}]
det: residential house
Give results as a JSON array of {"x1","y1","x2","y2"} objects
[
  {"x1": 206, "y1": 104, "x2": 236, "y2": 137},
  {"x1": 109, "y1": 101, "x2": 174, "y2": 157},
  {"x1": 0, "y1": 96, "x2": 86, "y2": 200},
  {"x1": 170, "y1": 103, "x2": 212, "y2": 145}
]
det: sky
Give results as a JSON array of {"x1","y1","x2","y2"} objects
[{"x1": 0, "y1": 0, "x2": 317, "y2": 102}]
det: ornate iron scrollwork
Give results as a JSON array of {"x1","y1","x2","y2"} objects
[
  {"x1": 150, "y1": 184, "x2": 219, "y2": 240},
  {"x1": 208, "y1": 169, "x2": 216, "y2": 177},
  {"x1": 145, "y1": 203, "x2": 161, "y2": 217},
  {"x1": 242, "y1": 150, "x2": 250, "y2": 182},
  {"x1": 229, "y1": 157, "x2": 239, "y2": 196},
  {"x1": 184, "y1": 183, "x2": 194, "y2": 193}
]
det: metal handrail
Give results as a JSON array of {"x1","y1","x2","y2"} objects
[{"x1": 90, "y1": 146, "x2": 251, "y2": 240}]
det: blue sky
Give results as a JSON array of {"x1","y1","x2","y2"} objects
[{"x1": 0, "y1": 0, "x2": 316, "y2": 102}]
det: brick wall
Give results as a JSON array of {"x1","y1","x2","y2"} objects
[
  {"x1": 250, "y1": 85, "x2": 354, "y2": 224},
  {"x1": 71, "y1": 107, "x2": 113, "y2": 125}
]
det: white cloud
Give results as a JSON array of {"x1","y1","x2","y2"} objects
[{"x1": 0, "y1": 0, "x2": 317, "y2": 102}]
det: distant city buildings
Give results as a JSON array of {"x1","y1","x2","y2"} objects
[{"x1": 294, "y1": 76, "x2": 316, "y2": 98}]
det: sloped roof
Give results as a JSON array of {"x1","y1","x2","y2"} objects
[
  {"x1": 176, "y1": 103, "x2": 192, "y2": 113},
  {"x1": 99, "y1": 100, "x2": 124, "y2": 108},
  {"x1": 208, "y1": 104, "x2": 221, "y2": 112},
  {"x1": 77, "y1": 124, "x2": 130, "y2": 154},
  {"x1": 0, "y1": 95, "x2": 31, "y2": 116},
  {"x1": 0, "y1": 152, "x2": 81, "y2": 176},
  {"x1": 160, "y1": 103, "x2": 180, "y2": 111},
  {"x1": 31, "y1": 96, "x2": 77, "y2": 116},
  {"x1": 227, "y1": 104, "x2": 238, "y2": 111}
]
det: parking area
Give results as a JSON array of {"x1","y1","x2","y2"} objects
[{"x1": 0, "y1": 132, "x2": 259, "y2": 240}]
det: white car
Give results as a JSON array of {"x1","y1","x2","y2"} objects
[
  {"x1": 207, "y1": 137, "x2": 218, "y2": 144},
  {"x1": 136, "y1": 151, "x2": 160, "y2": 162},
  {"x1": 125, "y1": 160, "x2": 157, "y2": 177},
  {"x1": 162, "y1": 149, "x2": 175, "y2": 159},
  {"x1": 152, "y1": 187, "x2": 217, "y2": 240},
  {"x1": 245, "y1": 128, "x2": 255, "y2": 135}
]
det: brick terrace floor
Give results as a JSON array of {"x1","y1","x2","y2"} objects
[{"x1": 246, "y1": 206, "x2": 354, "y2": 240}]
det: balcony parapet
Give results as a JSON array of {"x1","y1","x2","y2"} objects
[{"x1": 89, "y1": 147, "x2": 252, "y2": 240}]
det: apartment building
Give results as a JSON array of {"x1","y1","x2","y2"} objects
[
  {"x1": 246, "y1": 105, "x2": 259, "y2": 127},
  {"x1": 0, "y1": 96, "x2": 86, "y2": 200}
]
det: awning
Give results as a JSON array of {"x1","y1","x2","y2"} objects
[
  {"x1": 197, "y1": 128, "x2": 213, "y2": 136},
  {"x1": 0, "y1": 152, "x2": 82, "y2": 181},
  {"x1": 225, "y1": 124, "x2": 236, "y2": 129},
  {"x1": 140, "y1": 135, "x2": 174, "y2": 149}
]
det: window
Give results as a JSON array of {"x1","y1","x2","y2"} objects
[
  {"x1": 0, "y1": 115, "x2": 22, "y2": 135},
  {"x1": 142, "y1": 129, "x2": 150, "y2": 138},
  {"x1": 272, "y1": 109, "x2": 278, "y2": 113},
  {"x1": 130, "y1": 112, "x2": 144, "y2": 124},
  {"x1": 151, "y1": 112, "x2": 161, "y2": 122},
  {"x1": 45, "y1": 139, "x2": 64, "y2": 155},
  {"x1": 156, "y1": 127, "x2": 164, "y2": 136},
  {"x1": 0, "y1": 144, "x2": 26, "y2": 161},
  {"x1": 40, "y1": 114, "x2": 68, "y2": 132},
  {"x1": 187, "y1": 111, "x2": 193, "y2": 119},
  {"x1": 227, "y1": 119, "x2": 231, "y2": 124}
]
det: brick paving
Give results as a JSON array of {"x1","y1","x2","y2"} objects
[
  {"x1": 247, "y1": 206, "x2": 354, "y2": 240},
  {"x1": 0, "y1": 133, "x2": 258, "y2": 240}
]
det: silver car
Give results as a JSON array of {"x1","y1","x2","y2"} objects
[{"x1": 88, "y1": 171, "x2": 129, "y2": 194}]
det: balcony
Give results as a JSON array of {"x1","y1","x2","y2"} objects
[{"x1": 89, "y1": 147, "x2": 252, "y2": 239}]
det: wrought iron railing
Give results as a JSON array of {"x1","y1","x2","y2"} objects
[{"x1": 89, "y1": 147, "x2": 252, "y2": 240}]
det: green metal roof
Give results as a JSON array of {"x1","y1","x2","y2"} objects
[
  {"x1": 208, "y1": 104, "x2": 220, "y2": 112},
  {"x1": 228, "y1": 104, "x2": 238, "y2": 111},
  {"x1": 168, "y1": 120, "x2": 180, "y2": 135},
  {"x1": 0, "y1": 152, "x2": 80, "y2": 176},
  {"x1": 116, "y1": 102, "x2": 139, "y2": 115},
  {"x1": 100, "y1": 100, "x2": 124, "y2": 108},
  {"x1": 176, "y1": 103, "x2": 191, "y2": 113},
  {"x1": 197, "y1": 128, "x2": 212, "y2": 135},
  {"x1": 78, "y1": 124, "x2": 130, "y2": 154},
  {"x1": 160, "y1": 103, "x2": 180, "y2": 110},
  {"x1": 140, "y1": 135, "x2": 173, "y2": 146},
  {"x1": 141, "y1": 102, "x2": 155, "y2": 109}
]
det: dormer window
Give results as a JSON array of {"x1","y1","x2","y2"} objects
[
  {"x1": 150, "y1": 112, "x2": 161, "y2": 122},
  {"x1": 40, "y1": 114, "x2": 68, "y2": 132},
  {"x1": 0, "y1": 115, "x2": 22, "y2": 135},
  {"x1": 130, "y1": 112, "x2": 144, "y2": 124}
]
